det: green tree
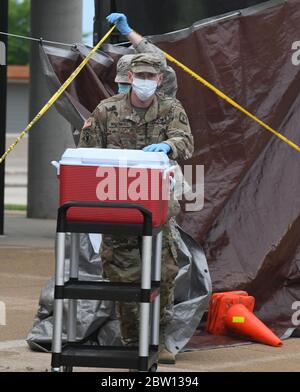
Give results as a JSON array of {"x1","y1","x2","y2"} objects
[{"x1": 8, "y1": 0, "x2": 30, "y2": 65}]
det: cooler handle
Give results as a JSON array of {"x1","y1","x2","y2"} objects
[{"x1": 51, "y1": 161, "x2": 60, "y2": 175}]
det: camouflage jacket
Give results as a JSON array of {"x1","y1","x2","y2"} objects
[
  {"x1": 133, "y1": 38, "x2": 178, "y2": 98},
  {"x1": 79, "y1": 92, "x2": 194, "y2": 162}
]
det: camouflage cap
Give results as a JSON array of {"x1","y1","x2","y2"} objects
[
  {"x1": 115, "y1": 54, "x2": 135, "y2": 83},
  {"x1": 130, "y1": 53, "x2": 162, "y2": 74}
]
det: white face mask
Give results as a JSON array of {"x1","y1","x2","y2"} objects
[{"x1": 132, "y1": 78, "x2": 158, "y2": 101}]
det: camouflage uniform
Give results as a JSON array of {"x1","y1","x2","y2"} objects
[
  {"x1": 79, "y1": 93, "x2": 192, "y2": 159},
  {"x1": 79, "y1": 58, "x2": 193, "y2": 346}
]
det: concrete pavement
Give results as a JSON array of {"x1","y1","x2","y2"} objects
[
  {"x1": 1, "y1": 339, "x2": 300, "y2": 372},
  {"x1": 1, "y1": 210, "x2": 56, "y2": 248}
]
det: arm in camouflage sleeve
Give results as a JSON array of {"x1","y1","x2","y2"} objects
[
  {"x1": 163, "y1": 101, "x2": 194, "y2": 161},
  {"x1": 78, "y1": 104, "x2": 107, "y2": 148}
]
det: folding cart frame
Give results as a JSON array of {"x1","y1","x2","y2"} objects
[{"x1": 51, "y1": 201, "x2": 162, "y2": 372}]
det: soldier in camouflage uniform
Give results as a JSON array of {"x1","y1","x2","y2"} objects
[
  {"x1": 79, "y1": 52, "x2": 193, "y2": 362},
  {"x1": 80, "y1": 48, "x2": 193, "y2": 366}
]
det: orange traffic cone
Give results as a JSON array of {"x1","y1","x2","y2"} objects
[
  {"x1": 225, "y1": 304, "x2": 283, "y2": 347},
  {"x1": 206, "y1": 291, "x2": 245, "y2": 333},
  {"x1": 206, "y1": 291, "x2": 255, "y2": 335}
]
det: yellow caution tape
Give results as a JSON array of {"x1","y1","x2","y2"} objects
[
  {"x1": 163, "y1": 51, "x2": 300, "y2": 153},
  {"x1": 232, "y1": 316, "x2": 245, "y2": 323},
  {"x1": 0, "y1": 25, "x2": 116, "y2": 165}
]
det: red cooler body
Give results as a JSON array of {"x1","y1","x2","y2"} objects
[{"x1": 55, "y1": 148, "x2": 172, "y2": 227}]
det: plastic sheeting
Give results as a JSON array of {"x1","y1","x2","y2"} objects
[
  {"x1": 28, "y1": 0, "x2": 300, "y2": 349},
  {"x1": 27, "y1": 223, "x2": 211, "y2": 354}
]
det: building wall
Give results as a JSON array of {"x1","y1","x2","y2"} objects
[{"x1": 6, "y1": 82, "x2": 29, "y2": 134}]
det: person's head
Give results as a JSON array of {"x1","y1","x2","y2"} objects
[
  {"x1": 115, "y1": 54, "x2": 135, "y2": 94},
  {"x1": 128, "y1": 53, "x2": 163, "y2": 102}
]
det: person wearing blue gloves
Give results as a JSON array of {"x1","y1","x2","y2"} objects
[
  {"x1": 105, "y1": 13, "x2": 177, "y2": 156},
  {"x1": 106, "y1": 13, "x2": 133, "y2": 36},
  {"x1": 79, "y1": 16, "x2": 194, "y2": 367},
  {"x1": 143, "y1": 143, "x2": 171, "y2": 154}
]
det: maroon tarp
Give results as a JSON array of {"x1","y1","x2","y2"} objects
[{"x1": 41, "y1": 0, "x2": 300, "y2": 343}]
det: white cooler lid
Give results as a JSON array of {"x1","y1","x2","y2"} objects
[{"x1": 59, "y1": 148, "x2": 170, "y2": 169}]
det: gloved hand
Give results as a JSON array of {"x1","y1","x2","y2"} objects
[
  {"x1": 143, "y1": 143, "x2": 171, "y2": 154},
  {"x1": 106, "y1": 13, "x2": 132, "y2": 35}
]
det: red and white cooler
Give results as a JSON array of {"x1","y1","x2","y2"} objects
[{"x1": 53, "y1": 148, "x2": 173, "y2": 227}]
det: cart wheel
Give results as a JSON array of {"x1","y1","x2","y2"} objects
[
  {"x1": 63, "y1": 366, "x2": 73, "y2": 372},
  {"x1": 149, "y1": 364, "x2": 158, "y2": 372}
]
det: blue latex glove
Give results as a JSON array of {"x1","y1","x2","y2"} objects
[
  {"x1": 106, "y1": 13, "x2": 132, "y2": 35},
  {"x1": 143, "y1": 143, "x2": 171, "y2": 154}
]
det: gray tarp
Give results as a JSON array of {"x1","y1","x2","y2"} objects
[{"x1": 27, "y1": 224, "x2": 211, "y2": 354}]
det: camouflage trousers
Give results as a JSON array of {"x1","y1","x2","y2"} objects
[{"x1": 101, "y1": 218, "x2": 179, "y2": 346}]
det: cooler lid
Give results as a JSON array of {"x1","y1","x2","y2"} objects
[{"x1": 59, "y1": 148, "x2": 170, "y2": 169}]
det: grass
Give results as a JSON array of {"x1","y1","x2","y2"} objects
[{"x1": 4, "y1": 204, "x2": 27, "y2": 211}]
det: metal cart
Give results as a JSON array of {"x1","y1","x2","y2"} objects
[{"x1": 51, "y1": 201, "x2": 162, "y2": 372}]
